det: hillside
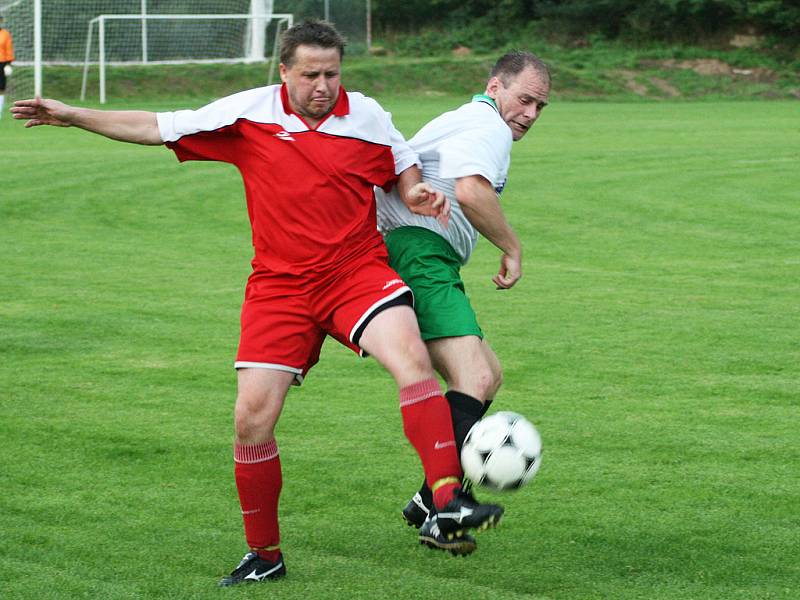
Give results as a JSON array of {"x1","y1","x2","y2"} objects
[{"x1": 43, "y1": 44, "x2": 800, "y2": 104}]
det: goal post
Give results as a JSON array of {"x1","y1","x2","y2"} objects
[
  {"x1": 0, "y1": 0, "x2": 42, "y2": 100},
  {"x1": 80, "y1": 12, "x2": 293, "y2": 103}
]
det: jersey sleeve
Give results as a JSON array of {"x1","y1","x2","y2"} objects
[
  {"x1": 437, "y1": 123, "x2": 511, "y2": 186},
  {"x1": 385, "y1": 113, "x2": 420, "y2": 176},
  {"x1": 356, "y1": 96, "x2": 421, "y2": 191},
  {"x1": 356, "y1": 95, "x2": 420, "y2": 176},
  {"x1": 157, "y1": 93, "x2": 248, "y2": 164}
]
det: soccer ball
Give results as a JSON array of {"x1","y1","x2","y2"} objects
[{"x1": 461, "y1": 411, "x2": 542, "y2": 491}]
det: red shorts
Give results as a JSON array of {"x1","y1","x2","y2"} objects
[{"x1": 235, "y1": 251, "x2": 411, "y2": 384}]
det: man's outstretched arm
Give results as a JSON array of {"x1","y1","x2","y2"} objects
[{"x1": 11, "y1": 97, "x2": 162, "y2": 146}]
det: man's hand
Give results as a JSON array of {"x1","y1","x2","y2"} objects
[
  {"x1": 11, "y1": 97, "x2": 75, "y2": 128},
  {"x1": 493, "y1": 252, "x2": 522, "y2": 290},
  {"x1": 405, "y1": 181, "x2": 450, "y2": 227}
]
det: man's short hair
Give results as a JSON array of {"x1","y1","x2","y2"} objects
[
  {"x1": 490, "y1": 51, "x2": 550, "y2": 87},
  {"x1": 280, "y1": 20, "x2": 346, "y2": 67}
]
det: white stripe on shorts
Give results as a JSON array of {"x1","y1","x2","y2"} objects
[
  {"x1": 234, "y1": 361, "x2": 305, "y2": 385},
  {"x1": 348, "y1": 285, "x2": 413, "y2": 344}
]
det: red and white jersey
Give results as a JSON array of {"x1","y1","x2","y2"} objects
[{"x1": 157, "y1": 84, "x2": 419, "y2": 276}]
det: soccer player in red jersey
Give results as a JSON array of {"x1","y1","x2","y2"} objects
[{"x1": 12, "y1": 20, "x2": 504, "y2": 584}]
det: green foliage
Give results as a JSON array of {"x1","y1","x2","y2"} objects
[
  {"x1": 743, "y1": 0, "x2": 800, "y2": 35},
  {"x1": 381, "y1": 19, "x2": 542, "y2": 56},
  {"x1": 374, "y1": 0, "x2": 800, "y2": 42}
]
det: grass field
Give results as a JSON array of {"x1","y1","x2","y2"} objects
[{"x1": 1, "y1": 98, "x2": 799, "y2": 599}]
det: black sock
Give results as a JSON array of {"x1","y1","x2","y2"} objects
[
  {"x1": 417, "y1": 478, "x2": 433, "y2": 509},
  {"x1": 416, "y1": 391, "x2": 486, "y2": 508},
  {"x1": 446, "y1": 390, "x2": 485, "y2": 453}
]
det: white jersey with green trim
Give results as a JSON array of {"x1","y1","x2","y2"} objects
[{"x1": 376, "y1": 96, "x2": 512, "y2": 264}]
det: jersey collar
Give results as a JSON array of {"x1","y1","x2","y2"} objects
[
  {"x1": 280, "y1": 83, "x2": 351, "y2": 127},
  {"x1": 472, "y1": 93, "x2": 498, "y2": 113}
]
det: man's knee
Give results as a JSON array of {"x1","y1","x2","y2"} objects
[
  {"x1": 474, "y1": 360, "x2": 502, "y2": 400},
  {"x1": 479, "y1": 342, "x2": 503, "y2": 400},
  {"x1": 234, "y1": 397, "x2": 260, "y2": 439},
  {"x1": 400, "y1": 334, "x2": 434, "y2": 370},
  {"x1": 234, "y1": 374, "x2": 289, "y2": 443},
  {"x1": 486, "y1": 363, "x2": 503, "y2": 400},
  {"x1": 447, "y1": 354, "x2": 502, "y2": 401}
]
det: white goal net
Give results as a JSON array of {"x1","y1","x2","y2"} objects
[
  {"x1": 82, "y1": 1, "x2": 286, "y2": 103},
  {"x1": 1, "y1": 0, "x2": 38, "y2": 100},
  {"x1": 3, "y1": 0, "x2": 369, "y2": 102}
]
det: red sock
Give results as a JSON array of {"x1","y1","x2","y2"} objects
[
  {"x1": 234, "y1": 439, "x2": 282, "y2": 562},
  {"x1": 399, "y1": 378, "x2": 463, "y2": 509}
]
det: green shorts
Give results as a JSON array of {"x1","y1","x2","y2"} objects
[{"x1": 385, "y1": 226, "x2": 482, "y2": 341}]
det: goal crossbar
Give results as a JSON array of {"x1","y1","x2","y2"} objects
[{"x1": 87, "y1": 14, "x2": 292, "y2": 23}]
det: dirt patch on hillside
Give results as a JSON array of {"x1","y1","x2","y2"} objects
[
  {"x1": 639, "y1": 58, "x2": 731, "y2": 75},
  {"x1": 619, "y1": 70, "x2": 648, "y2": 95},
  {"x1": 649, "y1": 77, "x2": 681, "y2": 97},
  {"x1": 618, "y1": 70, "x2": 682, "y2": 97}
]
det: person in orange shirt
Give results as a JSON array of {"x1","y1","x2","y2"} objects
[{"x1": 0, "y1": 14, "x2": 15, "y2": 119}]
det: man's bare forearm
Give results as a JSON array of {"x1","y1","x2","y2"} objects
[
  {"x1": 456, "y1": 175, "x2": 521, "y2": 259},
  {"x1": 69, "y1": 107, "x2": 163, "y2": 145}
]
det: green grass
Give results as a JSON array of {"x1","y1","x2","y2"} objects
[{"x1": 1, "y1": 98, "x2": 799, "y2": 599}]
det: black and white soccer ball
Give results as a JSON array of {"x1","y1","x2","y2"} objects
[{"x1": 461, "y1": 411, "x2": 542, "y2": 491}]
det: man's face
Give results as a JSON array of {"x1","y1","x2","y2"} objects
[
  {"x1": 279, "y1": 45, "x2": 341, "y2": 123},
  {"x1": 488, "y1": 67, "x2": 550, "y2": 141}
]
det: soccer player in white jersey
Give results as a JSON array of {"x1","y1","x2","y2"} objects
[
  {"x1": 13, "y1": 20, "x2": 506, "y2": 585},
  {"x1": 376, "y1": 51, "x2": 550, "y2": 554}
]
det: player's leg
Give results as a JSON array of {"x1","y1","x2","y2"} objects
[
  {"x1": 402, "y1": 337, "x2": 500, "y2": 527},
  {"x1": 358, "y1": 303, "x2": 463, "y2": 507},
  {"x1": 219, "y1": 367, "x2": 294, "y2": 587},
  {"x1": 358, "y1": 303, "x2": 503, "y2": 545},
  {"x1": 234, "y1": 366, "x2": 293, "y2": 443},
  {"x1": 220, "y1": 271, "x2": 323, "y2": 586},
  {"x1": 322, "y1": 253, "x2": 503, "y2": 548},
  {"x1": 385, "y1": 228, "x2": 500, "y2": 528},
  {"x1": 384, "y1": 226, "x2": 495, "y2": 416},
  {"x1": 428, "y1": 335, "x2": 503, "y2": 444}
]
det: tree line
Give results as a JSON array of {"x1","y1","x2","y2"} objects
[{"x1": 373, "y1": 0, "x2": 800, "y2": 41}]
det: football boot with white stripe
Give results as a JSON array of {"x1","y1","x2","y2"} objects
[
  {"x1": 217, "y1": 551, "x2": 286, "y2": 587},
  {"x1": 432, "y1": 489, "x2": 504, "y2": 538},
  {"x1": 402, "y1": 479, "x2": 479, "y2": 529},
  {"x1": 418, "y1": 514, "x2": 477, "y2": 556}
]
